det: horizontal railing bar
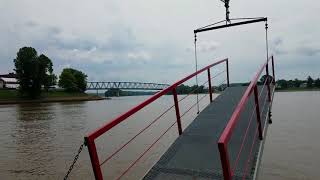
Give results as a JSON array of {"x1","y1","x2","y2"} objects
[
  {"x1": 99, "y1": 104, "x2": 175, "y2": 166},
  {"x1": 103, "y1": 80, "x2": 223, "y2": 176},
  {"x1": 179, "y1": 78, "x2": 227, "y2": 121},
  {"x1": 217, "y1": 79, "x2": 227, "y2": 87},
  {"x1": 86, "y1": 59, "x2": 228, "y2": 140},
  {"x1": 178, "y1": 69, "x2": 226, "y2": 102},
  {"x1": 178, "y1": 70, "x2": 223, "y2": 102},
  {"x1": 213, "y1": 69, "x2": 227, "y2": 78},
  {"x1": 242, "y1": 127, "x2": 259, "y2": 179},
  {"x1": 258, "y1": 78, "x2": 269, "y2": 99},
  {"x1": 259, "y1": 92, "x2": 269, "y2": 118},
  {"x1": 115, "y1": 121, "x2": 177, "y2": 180},
  {"x1": 231, "y1": 101, "x2": 257, "y2": 174},
  {"x1": 218, "y1": 56, "x2": 272, "y2": 144},
  {"x1": 232, "y1": 80, "x2": 271, "y2": 174},
  {"x1": 180, "y1": 94, "x2": 208, "y2": 118},
  {"x1": 178, "y1": 80, "x2": 210, "y2": 103}
]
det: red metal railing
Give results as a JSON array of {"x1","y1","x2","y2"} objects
[
  {"x1": 85, "y1": 59, "x2": 229, "y2": 180},
  {"x1": 218, "y1": 56, "x2": 275, "y2": 180}
]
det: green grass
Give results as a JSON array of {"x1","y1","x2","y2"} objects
[
  {"x1": 0, "y1": 89, "x2": 19, "y2": 100},
  {"x1": 42, "y1": 90, "x2": 88, "y2": 98}
]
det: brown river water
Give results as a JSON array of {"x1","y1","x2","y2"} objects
[
  {"x1": 0, "y1": 94, "x2": 212, "y2": 180},
  {"x1": 1, "y1": 92, "x2": 319, "y2": 180},
  {"x1": 258, "y1": 91, "x2": 320, "y2": 180}
]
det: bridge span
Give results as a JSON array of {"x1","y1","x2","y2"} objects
[{"x1": 86, "y1": 82, "x2": 170, "y2": 91}]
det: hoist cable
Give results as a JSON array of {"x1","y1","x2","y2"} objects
[
  {"x1": 194, "y1": 33, "x2": 200, "y2": 114},
  {"x1": 265, "y1": 21, "x2": 269, "y2": 61},
  {"x1": 196, "y1": 19, "x2": 227, "y2": 31}
]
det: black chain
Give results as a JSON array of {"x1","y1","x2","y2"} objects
[
  {"x1": 224, "y1": 0, "x2": 230, "y2": 23},
  {"x1": 63, "y1": 142, "x2": 85, "y2": 180}
]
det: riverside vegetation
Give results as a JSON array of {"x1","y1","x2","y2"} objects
[{"x1": 0, "y1": 46, "x2": 103, "y2": 104}]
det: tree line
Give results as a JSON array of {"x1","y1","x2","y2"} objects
[
  {"x1": 168, "y1": 84, "x2": 226, "y2": 95},
  {"x1": 13, "y1": 47, "x2": 87, "y2": 98},
  {"x1": 276, "y1": 76, "x2": 320, "y2": 89}
]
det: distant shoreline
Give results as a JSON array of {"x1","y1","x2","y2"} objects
[
  {"x1": 0, "y1": 89, "x2": 107, "y2": 105},
  {"x1": 275, "y1": 88, "x2": 320, "y2": 92},
  {"x1": 0, "y1": 95, "x2": 106, "y2": 105}
]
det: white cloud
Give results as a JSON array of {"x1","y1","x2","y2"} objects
[
  {"x1": 127, "y1": 51, "x2": 152, "y2": 61},
  {"x1": 186, "y1": 41, "x2": 220, "y2": 53}
]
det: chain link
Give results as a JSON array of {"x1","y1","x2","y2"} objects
[{"x1": 63, "y1": 142, "x2": 85, "y2": 180}]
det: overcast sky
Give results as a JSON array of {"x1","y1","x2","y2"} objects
[{"x1": 0, "y1": 0, "x2": 319, "y2": 84}]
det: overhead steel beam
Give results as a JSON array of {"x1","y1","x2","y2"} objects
[{"x1": 194, "y1": 17, "x2": 267, "y2": 34}]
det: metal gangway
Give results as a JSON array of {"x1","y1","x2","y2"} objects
[{"x1": 83, "y1": 56, "x2": 276, "y2": 180}]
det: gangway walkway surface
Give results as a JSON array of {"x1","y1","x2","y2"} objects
[
  {"x1": 84, "y1": 56, "x2": 276, "y2": 180},
  {"x1": 143, "y1": 86, "x2": 271, "y2": 180}
]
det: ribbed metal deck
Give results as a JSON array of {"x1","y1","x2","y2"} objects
[{"x1": 143, "y1": 86, "x2": 271, "y2": 180}]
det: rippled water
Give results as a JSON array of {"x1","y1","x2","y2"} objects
[
  {"x1": 258, "y1": 91, "x2": 320, "y2": 180},
  {"x1": 2, "y1": 91, "x2": 319, "y2": 180},
  {"x1": 0, "y1": 94, "x2": 213, "y2": 180}
]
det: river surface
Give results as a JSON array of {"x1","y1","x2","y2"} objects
[
  {"x1": 258, "y1": 91, "x2": 320, "y2": 180},
  {"x1": 1, "y1": 92, "x2": 320, "y2": 180},
  {"x1": 0, "y1": 94, "x2": 213, "y2": 180}
]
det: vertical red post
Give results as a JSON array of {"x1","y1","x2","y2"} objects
[
  {"x1": 253, "y1": 85, "x2": 263, "y2": 140},
  {"x1": 218, "y1": 142, "x2": 232, "y2": 180},
  {"x1": 172, "y1": 88, "x2": 183, "y2": 135},
  {"x1": 265, "y1": 62, "x2": 271, "y2": 102},
  {"x1": 207, "y1": 68, "x2": 213, "y2": 103},
  {"x1": 271, "y1": 56, "x2": 275, "y2": 85},
  {"x1": 226, "y1": 59, "x2": 230, "y2": 87},
  {"x1": 85, "y1": 137, "x2": 103, "y2": 180}
]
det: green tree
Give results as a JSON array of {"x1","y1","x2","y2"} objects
[
  {"x1": 38, "y1": 54, "x2": 56, "y2": 91},
  {"x1": 287, "y1": 80, "x2": 293, "y2": 88},
  {"x1": 307, "y1": 76, "x2": 314, "y2": 88},
  {"x1": 277, "y1": 79, "x2": 288, "y2": 89},
  {"x1": 314, "y1": 78, "x2": 320, "y2": 88},
  {"x1": 176, "y1": 84, "x2": 191, "y2": 94},
  {"x1": 14, "y1": 47, "x2": 56, "y2": 98},
  {"x1": 293, "y1": 78, "x2": 301, "y2": 88},
  {"x1": 58, "y1": 68, "x2": 87, "y2": 92},
  {"x1": 260, "y1": 75, "x2": 273, "y2": 85},
  {"x1": 44, "y1": 74, "x2": 57, "y2": 91}
]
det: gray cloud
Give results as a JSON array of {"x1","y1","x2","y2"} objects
[
  {"x1": 271, "y1": 37, "x2": 288, "y2": 55},
  {"x1": 295, "y1": 46, "x2": 320, "y2": 56},
  {"x1": 1, "y1": 0, "x2": 320, "y2": 83},
  {"x1": 25, "y1": 21, "x2": 38, "y2": 28}
]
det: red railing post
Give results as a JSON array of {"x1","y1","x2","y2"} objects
[
  {"x1": 226, "y1": 59, "x2": 230, "y2": 87},
  {"x1": 253, "y1": 85, "x2": 263, "y2": 140},
  {"x1": 207, "y1": 68, "x2": 213, "y2": 102},
  {"x1": 271, "y1": 56, "x2": 275, "y2": 85},
  {"x1": 85, "y1": 137, "x2": 103, "y2": 180},
  {"x1": 218, "y1": 142, "x2": 232, "y2": 180},
  {"x1": 265, "y1": 62, "x2": 271, "y2": 102},
  {"x1": 172, "y1": 88, "x2": 183, "y2": 135}
]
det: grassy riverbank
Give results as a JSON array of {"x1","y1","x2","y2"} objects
[{"x1": 0, "y1": 89, "x2": 105, "y2": 105}]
